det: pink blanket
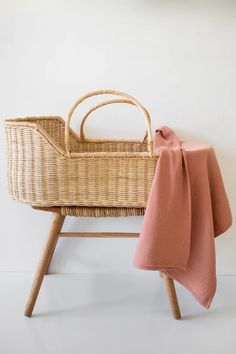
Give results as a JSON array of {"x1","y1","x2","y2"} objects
[{"x1": 133, "y1": 126, "x2": 232, "y2": 308}]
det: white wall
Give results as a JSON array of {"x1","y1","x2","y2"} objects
[{"x1": 0, "y1": 0, "x2": 235, "y2": 275}]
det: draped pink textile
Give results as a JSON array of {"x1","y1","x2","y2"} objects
[{"x1": 133, "y1": 126, "x2": 232, "y2": 308}]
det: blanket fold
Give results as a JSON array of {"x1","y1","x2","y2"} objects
[{"x1": 133, "y1": 126, "x2": 232, "y2": 308}]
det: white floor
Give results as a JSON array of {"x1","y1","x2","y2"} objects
[{"x1": 0, "y1": 272, "x2": 235, "y2": 354}]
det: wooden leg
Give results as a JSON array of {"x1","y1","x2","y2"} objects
[
  {"x1": 45, "y1": 237, "x2": 59, "y2": 275},
  {"x1": 24, "y1": 212, "x2": 65, "y2": 317},
  {"x1": 45, "y1": 213, "x2": 65, "y2": 274},
  {"x1": 163, "y1": 274, "x2": 181, "y2": 319}
]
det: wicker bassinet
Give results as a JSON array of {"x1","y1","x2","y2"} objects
[{"x1": 4, "y1": 90, "x2": 159, "y2": 209}]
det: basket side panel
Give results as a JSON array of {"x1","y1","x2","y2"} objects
[
  {"x1": 5, "y1": 124, "x2": 158, "y2": 207},
  {"x1": 57, "y1": 157, "x2": 158, "y2": 207},
  {"x1": 37, "y1": 117, "x2": 80, "y2": 152},
  {"x1": 5, "y1": 125, "x2": 61, "y2": 204}
]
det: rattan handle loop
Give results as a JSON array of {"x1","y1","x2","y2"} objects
[
  {"x1": 65, "y1": 90, "x2": 153, "y2": 157},
  {"x1": 80, "y1": 98, "x2": 148, "y2": 144}
]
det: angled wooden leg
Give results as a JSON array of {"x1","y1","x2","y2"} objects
[
  {"x1": 24, "y1": 212, "x2": 65, "y2": 317},
  {"x1": 45, "y1": 237, "x2": 59, "y2": 275},
  {"x1": 44, "y1": 213, "x2": 65, "y2": 275},
  {"x1": 163, "y1": 274, "x2": 181, "y2": 319}
]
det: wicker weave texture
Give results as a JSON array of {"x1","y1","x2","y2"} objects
[
  {"x1": 4, "y1": 91, "x2": 159, "y2": 208},
  {"x1": 61, "y1": 206, "x2": 146, "y2": 217}
]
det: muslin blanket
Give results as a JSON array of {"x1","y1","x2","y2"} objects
[{"x1": 133, "y1": 126, "x2": 232, "y2": 308}]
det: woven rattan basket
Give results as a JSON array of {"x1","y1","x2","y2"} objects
[{"x1": 4, "y1": 90, "x2": 159, "y2": 208}]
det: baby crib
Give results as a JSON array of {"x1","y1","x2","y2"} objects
[{"x1": 4, "y1": 90, "x2": 181, "y2": 319}]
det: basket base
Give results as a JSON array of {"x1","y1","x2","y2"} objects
[{"x1": 32, "y1": 205, "x2": 146, "y2": 217}]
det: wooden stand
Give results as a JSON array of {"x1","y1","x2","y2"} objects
[{"x1": 24, "y1": 208, "x2": 181, "y2": 319}]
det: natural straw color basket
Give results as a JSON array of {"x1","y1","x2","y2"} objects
[{"x1": 4, "y1": 90, "x2": 159, "y2": 208}]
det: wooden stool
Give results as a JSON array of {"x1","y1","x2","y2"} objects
[{"x1": 24, "y1": 207, "x2": 181, "y2": 319}]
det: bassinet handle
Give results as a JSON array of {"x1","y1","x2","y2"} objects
[
  {"x1": 65, "y1": 90, "x2": 153, "y2": 157},
  {"x1": 79, "y1": 98, "x2": 148, "y2": 143}
]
